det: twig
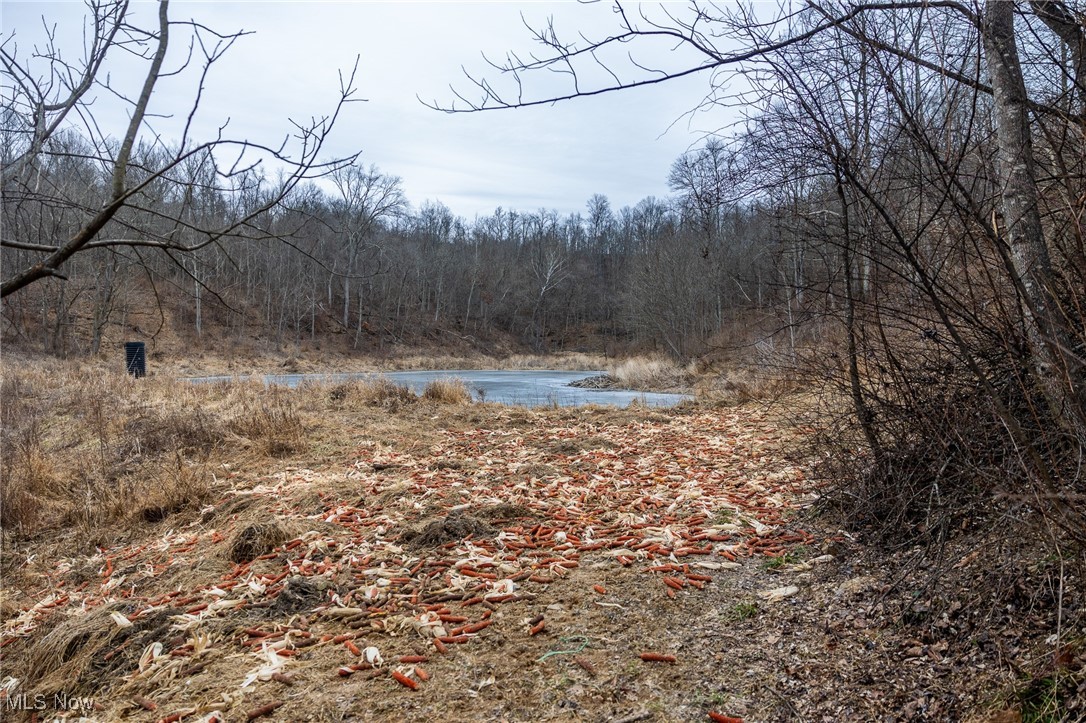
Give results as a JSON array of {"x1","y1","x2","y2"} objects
[{"x1": 763, "y1": 683, "x2": 800, "y2": 718}]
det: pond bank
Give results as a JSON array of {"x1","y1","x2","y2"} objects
[
  {"x1": 569, "y1": 372, "x2": 692, "y2": 395},
  {"x1": 187, "y1": 369, "x2": 691, "y2": 408}
]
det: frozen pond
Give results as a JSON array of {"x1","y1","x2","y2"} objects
[{"x1": 187, "y1": 369, "x2": 688, "y2": 408}]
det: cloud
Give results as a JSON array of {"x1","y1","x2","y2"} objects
[{"x1": 5, "y1": 1, "x2": 727, "y2": 218}]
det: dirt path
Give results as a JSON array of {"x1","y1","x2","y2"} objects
[{"x1": 1, "y1": 402, "x2": 1017, "y2": 721}]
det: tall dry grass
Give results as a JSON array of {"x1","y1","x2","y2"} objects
[
  {"x1": 228, "y1": 391, "x2": 304, "y2": 457},
  {"x1": 422, "y1": 377, "x2": 472, "y2": 404},
  {"x1": 558, "y1": 350, "x2": 809, "y2": 404},
  {"x1": 0, "y1": 358, "x2": 488, "y2": 543},
  {"x1": 321, "y1": 377, "x2": 418, "y2": 411},
  {"x1": 0, "y1": 415, "x2": 61, "y2": 534},
  {"x1": 608, "y1": 357, "x2": 691, "y2": 391},
  {"x1": 0, "y1": 359, "x2": 308, "y2": 542}
]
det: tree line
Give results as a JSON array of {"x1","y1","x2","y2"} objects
[
  {"x1": 0, "y1": 1, "x2": 855, "y2": 361},
  {"x1": 2, "y1": 123, "x2": 806, "y2": 358}
]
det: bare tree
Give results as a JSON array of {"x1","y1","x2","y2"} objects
[
  {"x1": 1, "y1": 0, "x2": 361, "y2": 297},
  {"x1": 329, "y1": 163, "x2": 407, "y2": 334},
  {"x1": 527, "y1": 235, "x2": 570, "y2": 349}
]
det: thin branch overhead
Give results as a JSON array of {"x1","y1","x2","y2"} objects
[{"x1": 0, "y1": 1, "x2": 362, "y2": 297}]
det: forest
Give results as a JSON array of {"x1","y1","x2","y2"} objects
[
  {"x1": 2, "y1": 143, "x2": 789, "y2": 361},
  {"x1": 2, "y1": 1, "x2": 1085, "y2": 720}
]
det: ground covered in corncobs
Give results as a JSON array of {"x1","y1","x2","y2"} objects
[{"x1": 0, "y1": 382, "x2": 1066, "y2": 722}]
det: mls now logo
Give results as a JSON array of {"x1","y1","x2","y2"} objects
[{"x1": 3, "y1": 692, "x2": 95, "y2": 712}]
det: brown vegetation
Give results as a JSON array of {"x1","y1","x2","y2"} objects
[
  {"x1": 0, "y1": 358, "x2": 1082, "y2": 721},
  {"x1": 421, "y1": 377, "x2": 473, "y2": 405},
  {"x1": 4, "y1": 1, "x2": 1085, "y2": 717}
]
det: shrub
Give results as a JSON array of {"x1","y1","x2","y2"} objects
[
  {"x1": 0, "y1": 418, "x2": 60, "y2": 534},
  {"x1": 356, "y1": 377, "x2": 418, "y2": 409},
  {"x1": 229, "y1": 395, "x2": 304, "y2": 457},
  {"x1": 422, "y1": 377, "x2": 471, "y2": 404}
]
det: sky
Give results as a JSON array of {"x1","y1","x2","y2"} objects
[{"x1": 2, "y1": 1, "x2": 736, "y2": 219}]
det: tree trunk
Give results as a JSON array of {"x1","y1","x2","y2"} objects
[
  {"x1": 984, "y1": 0, "x2": 1086, "y2": 435},
  {"x1": 1029, "y1": 0, "x2": 1086, "y2": 113},
  {"x1": 90, "y1": 253, "x2": 117, "y2": 355}
]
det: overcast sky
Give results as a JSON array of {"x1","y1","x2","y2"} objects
[{"x1": 3, "y1": 2, "x2": 734, "y2": 219}]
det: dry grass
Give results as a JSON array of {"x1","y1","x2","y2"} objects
[
  {"x1": 366, "y1": 351, "x2": 607, "y2": 372},
  {"x1": 228, "y1": 393, "x2": 304, "y2": 457},
  {"x1": 0, "y1": 356, "x2": 482, "y2": 553},
  {"x1": 228, "y1": 521, "x2": 292, "y2": 563},
  {"x1": 132, "y1": 458, "x2": 214, "y2": 523},
  {"x1": 693, "y1": 366, "x2": 805, "y2": 405},
  {"x1": 608, "y1": 356, "x2": 691, "y2": 391},
  {"x1": 681, "y1": 313, "x2": 832, "y2": 405},
  {"x1": 322, "y1": 377, "x2": 418, "y2": 411},
  {"x1": 0, "y1": 416, "x2": 62, "y2": 534},
  {"x1": 0, "y1": 357, "x2": 306, "y2": 541},
  {"x1": 499, "y1": 352, "x2": 605, "y2": 371},
  {"x1": 421, "y1": 376, "x2": 472, "y2": 404}
]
